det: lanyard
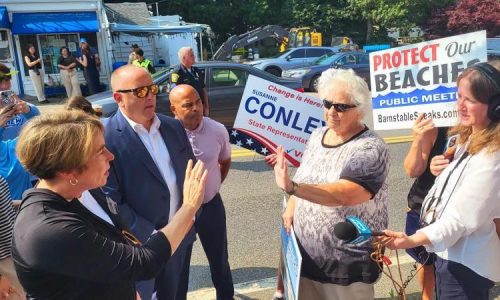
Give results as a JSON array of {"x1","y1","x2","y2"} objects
[{"x1": 420, "y1": 151, "x2": 470, "y2": 226}]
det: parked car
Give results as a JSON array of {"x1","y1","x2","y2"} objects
[
  {"x1": 87, "y1": 61, "x2": 303, "y2": 128},
  {"x1": 246, "y1": 46, "x2": 337, "y2": 77},
  {"x1": 282, "y1": 51, "x2": 370, "y2": 92}
]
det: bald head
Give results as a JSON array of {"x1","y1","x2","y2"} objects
[
  {"x1": 111, "y1": 65, "x2": 151, "y2": 92},
  {"x1": 111, "y1": 64, "x2": 156, "y2": 129},
  {"x1": 169, "y1": 84, "x2": 203, "y2": 130},
  {"x1": 170, "y1": 84, "x2": 199, "y2": 106}
]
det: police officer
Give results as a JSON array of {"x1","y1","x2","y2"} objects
[
  {"x1": 132, "y1": 48, "x2": 155, "y2": 74},
  {"x1": 171, "y1": 47, "x2": 209, "y2": 116}
]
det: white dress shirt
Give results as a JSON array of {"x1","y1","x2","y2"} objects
[
  {"x1": 121, "y1": 110, "x2": 180, "y2": 223},
  {"x1": 418, "y1": 146, "x2": 500, "y2": 281},
  {"x1": 79, "y1": 190, "x2": 114, "y2": 226}
]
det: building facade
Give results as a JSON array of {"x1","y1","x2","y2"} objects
[{"x1": 0, "y1": 0, "x2": 111, "y2": 96}]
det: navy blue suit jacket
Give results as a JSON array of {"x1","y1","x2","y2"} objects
[{"x1": 102, "y1": 110, "x2": 196, "y2": 243}]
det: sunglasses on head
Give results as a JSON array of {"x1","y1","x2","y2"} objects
[
  {"x1": 322, "y1": 99, "x2": 357, "y2": 112},
  {"x1": 117, "y1": 84, "x2": 159, "y2": 98}
]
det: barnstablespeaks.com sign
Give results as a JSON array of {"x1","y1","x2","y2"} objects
[
  {"x1": 370, "y1": 31, "x2": 487, "y2": 130},
  {"x1": 233, "y1": 75, "x2": 324, "y2": 166}
]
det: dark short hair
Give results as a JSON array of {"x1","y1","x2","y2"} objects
[
  {"x1": 60, "y1": 46, "x2": 71, "y2": 56},
  {"x1": 0, "y1": 63, "x2": 12, "y2": 81},
  {"x1": 131, "y1": 43, "x2": 139, "y2": 49},
  {"x1": 65, "y1": 96, "x2": 102, "y2": 117},
  {"x1": 134, "y1": 48, "x2": 144, "y2": 57}
]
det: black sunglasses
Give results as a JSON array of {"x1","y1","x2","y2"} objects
[
  {"x1": 117, "y1": 84, "x2": 159, "y2": 98},
  {"x1": 322, "y1": 99, "x2": 357, "y2": 112}
]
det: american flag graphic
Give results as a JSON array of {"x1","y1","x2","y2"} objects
[{"x1": 228, "y1": 128, "x2": 301, "y2": 167}]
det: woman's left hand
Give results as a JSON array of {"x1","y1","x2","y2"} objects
[{"x1": 273, "y1": 146, "x2": 292, "y2": 193}]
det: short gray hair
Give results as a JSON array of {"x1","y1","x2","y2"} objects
[
  {"x1": 317, "y1": 68, "x2": 371, "y2": 117},
  {"x1": 178, "y1": 47, "x2": 193, "y2": 61}
]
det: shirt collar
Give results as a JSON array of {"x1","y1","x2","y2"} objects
[
  {"x1": 185, "y1": 117, "x2": 205, "y2": 135},
  {"x1": 120, "y1": 108, "x2": 160, "y2": 133}
]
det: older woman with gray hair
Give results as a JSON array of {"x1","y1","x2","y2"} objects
[{"x1": 273, "y1": 68, "x2": 390, "y2": 300}]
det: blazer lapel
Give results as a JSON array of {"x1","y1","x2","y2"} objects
[
  {"x1": 88, "y1": 188, "x2": 128, "y2": 231},
  {"x1": 158, "y1": 121, "x2": 186, "y2": 195},
  {"x1": 115, "y1": 111, "x2": 168, "y2": 189}
]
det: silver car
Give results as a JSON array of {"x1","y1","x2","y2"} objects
[{"x1": 246, "y1": 46, "x2": 337, "y2": 77}]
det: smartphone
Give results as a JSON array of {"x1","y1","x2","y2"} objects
[
  {"x1": 0, "y1": 90, "x2": 16, "y2": 106},
  {"x1": 443, "y1": 135, "x2": 458, "y2": 160}
]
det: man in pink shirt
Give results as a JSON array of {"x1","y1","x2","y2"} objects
[{"x1": 169, "y1": 84, "x2": 234, "y2": 300}]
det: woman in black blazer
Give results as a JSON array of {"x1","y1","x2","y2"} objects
[{"x1": 12, "y1": 110, "x2": 207, "y2": 300}]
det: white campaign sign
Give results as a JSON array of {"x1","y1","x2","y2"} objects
[
  {"x1": 233, "y1": 75, "x2": 323, "y2": 166},
  {"x1": 370, "y1": 31, "x2": 487, "y2": 130}
]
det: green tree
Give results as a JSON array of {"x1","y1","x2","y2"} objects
[
  {"x1": 347, "y1": 0, "x2": 409, "y2": 43},
  {"x1": 424, "y1": 0, "x2": 500, "y2": 38}
]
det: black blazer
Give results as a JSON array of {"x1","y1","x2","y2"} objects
[{"x1": 12, "y1": 188, "x2": 171, "y2": 300}]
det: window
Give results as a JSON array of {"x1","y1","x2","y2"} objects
[
  {"x1": 38, "y1": 34, "x2": 79, "y2": 75},
  {"x1": 305, "y1": 48, "x2": 326, "y2": 58},
  {"x1": 0, "y1": 31, "x2": 11, "y2": 61},
  {"x1": 19, "y1": 33, "x2": 99, "y2": 76},
  {"x1": 211, "y1": 68, "x2": 248, "y2": 87},
  {"x1": 359, "y1": 54, "x2": 369, "y2": 64},
  {"x1": 287, "y1": 49, "x2": 305, "y2": 59},
  {"x1": 335, "y1": 55, "x2": 348, "y2": 65},
  {"x1": 345, "y1": 54, "x2": 356, "y2": 65}
]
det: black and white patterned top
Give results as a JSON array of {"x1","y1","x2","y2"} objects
[
  {"x1": 293, "y1": 126, "x2": 389, "y2": 285},
  {"x1": 0, "y1": 176, "x2": 15, "y2": 260}
]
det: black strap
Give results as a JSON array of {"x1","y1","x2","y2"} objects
[{"x1": 420, "y1": 151, "x2": 470, "y2": 226}]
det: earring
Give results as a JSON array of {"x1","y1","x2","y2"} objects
[{"x1": 69, "y1": 178, "x2": 79, "y2": 186}]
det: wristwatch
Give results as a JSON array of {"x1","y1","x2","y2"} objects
[{"x1": 285, "y1": 181, "x2": 299, "y2": 195}]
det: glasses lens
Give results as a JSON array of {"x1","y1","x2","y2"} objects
[
  {"x1": 134, "y1": 86, "x2": 149, "y2": 98},
  {"x1": 151, "y1": 84, "x2": 159, "y2": 95},
  {"x1": 322, "y1": 99, "x2": 333, "y2": 109},
  {"x1": 334, "y1": 104, "x2": 349, "y2": 112}
]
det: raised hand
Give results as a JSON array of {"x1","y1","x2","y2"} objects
[
  {"x1": 412, "y1": 113, "x2": 435, "y2": 138},
  {"x1": 273, "y1": 146, "x2": 292, "y2": 193},
  {"x1": 430, "y1": 155, "x2": 449, "y2": 176},
  {"x1": 0, "y1": 104, "x2": 15, "y2": 127},
  {"x1": 14, "y1": 100, "x2": 30, "y2": 114},
  {"x1": 264, "y1": 153, "x2": 277, "y2": 167},
  {"x1": 182, "y1": 159, "x2": 207, "y2": 211}
]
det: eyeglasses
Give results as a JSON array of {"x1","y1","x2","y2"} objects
[
  {"x1": 322, "y1": 99, "x2": 357, "y2": 112},
  {"x1": 122, "y1": 230, "x2": 142, "y2": 246},
  {"x1": 187, "y1": 132, "x2": 204, "y2": 157},
  {"x1": 117, "y1": 84, "x2": 159, "y2": 98}
]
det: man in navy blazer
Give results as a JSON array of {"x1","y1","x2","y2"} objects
[{"x1": 102, "y1": 65, "x2": 196, "y2": 300}]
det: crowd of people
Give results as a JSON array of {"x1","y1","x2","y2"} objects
[
  {"x1": 0, "y1": 42, "x2": 498, "y2": 300},
  {"x1": 22, "y1": 39, "x2": 102, "y2": 103}
]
